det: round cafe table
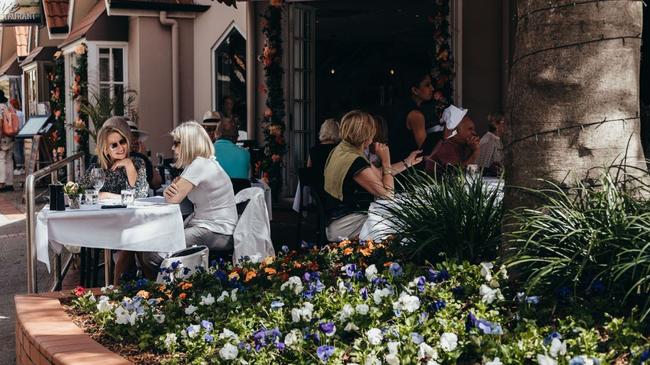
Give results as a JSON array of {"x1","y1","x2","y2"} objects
[{"x1": 35, "y1": 197, "x2": 186, "y2": 285}]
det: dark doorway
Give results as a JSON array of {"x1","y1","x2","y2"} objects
[{"x1": 314, "y1": 0, "x2": 439, "y2": 139}]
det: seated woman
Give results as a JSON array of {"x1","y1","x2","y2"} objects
[
  {"x1": 324, "y1": 110, "x2": 406, "y2": 241},
  {"x1": 140, "y1": 121, "x2": 238, "y2": 277},
  {"x1": 79, "y1": 116, "x2": 149, "y2": 284},
  {"x1": 306, "y1": 118, "x2": 340, "y2": 189}
]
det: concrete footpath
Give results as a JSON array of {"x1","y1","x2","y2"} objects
[{"x1": 0, "y1": 187, "x2": 50, "y2": 365}]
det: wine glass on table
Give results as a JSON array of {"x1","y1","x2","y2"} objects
[{"x1": 90, "y1": 168, "x2": 105, "y2": 193}]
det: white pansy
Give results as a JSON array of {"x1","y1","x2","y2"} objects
[
  {"x1": 387, "y1": 341, "x2": 399, "y2": 354},
  {"x1": 498, "y1": 264, "x2": 509, "y2": 280},
  {"x1": 365, "y1": 264, "x2": 378, "y2": 281},
  {"x1": 153, "y1": 314, "x2": 165, "y2": 324},
  {"x1": 418, "y1": 342, "x2": 436, "y2": 360},
  {"x1": 338, "y1": 280, "x2": 349, "y2": 295},
  {"x1": 291, "y1": 308, "x2": 302, "y2": 323},
  {"x1": 480, "y1": 262, "x2": 494, "y2": 281},
  {"x1": 101, "y1": 285, "x2": 114, "y2": 293},
  {"x1": 485, "y1": 357, "x2": 503, "y2": 365},
  {"x1": 355, "y1": 303, "x2": 370, "y2": 315},
  {"x1": 364, "y1": 354, "x2": 381, "y2": 365},
  {"x1": 536, "y1": 354, "x2": 557, "y2": 365},
  {"x1": 219, "y1": 328, "x2": 240, "y2": 342},
  {"x1": 88, "y1": 294, "x2": 96, "y2": 303},
  {"x1": 480, "y1": 284, "x2": 504, "y2": 304},
  {"x1": 219, "y1": 342, "x2": 239, "y2": 360},
  {"x1": 185, "y1": 304, "x2": 198, "y2": 315},
  {"x1": 284, "y1": 329, "x2": 302, "y2": 346},
  {"x1": 217, "y1": 290, "x2": 230, "y2": 302},
  {"x1": 344, "y1": 322, "x2": 359, "y2": 332},
  {"x1": 230, "y1": 288, "x2": 238, "y2": 302},
  {"x1": 385, "y1": 353, "x2": 400, "y2": 365},
  {"x1": 366, "y1": 328, "x2": 383, "y2": 345},
  {"x1": 187, "y1": 324, "x2": 200, "y2": 338},
  {"x1": 373, "y1": 287, "x2": 392, "y2": 305},
  {"x1": 340, "y1": 304, "x2": 355, "y2": 321},
  {"x1": 439, "y1": 332, "x2": 458, "y2": 352},
  {"x1": 163, "y1": 333, "x2": 177, "y2": 350},
  {"x1": 96, "y1": 296, "x2": 113, "y2": 313},
  {"x1": 549, "y1": 338, "x2": 567, "y2": 357},
  {"x1": 114, "y1": 306, "x2": 136, "y2": 326},
  {"x1": 426, "y1": 361, "x2": 441, "y2": 365},
  {"x1": 280, "y1": 276, "x2": 304, "y2": 295},
  {"x1": 392, "y1": 292, "x2": 421, "y2": 313},
  {"x1": 199, "y1": 293, "x2": 215, "y2": 305}
]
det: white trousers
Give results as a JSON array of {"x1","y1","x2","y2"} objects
[
  {"x1": 0, "y1": 137, "x2": 14, "y2": 185},
  {"x1": 326, "y1": 213, "x2": 367, "y2": 242}
]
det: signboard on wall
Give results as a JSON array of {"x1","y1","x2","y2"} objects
[{"x1": 0, "y1": 1, "x2": 42, "y2": 25}]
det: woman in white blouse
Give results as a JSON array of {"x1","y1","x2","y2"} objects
[{"x1": 140, "y1": 121, "x2": 238, "y2": 276}]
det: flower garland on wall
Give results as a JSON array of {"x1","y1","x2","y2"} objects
[
  {"x1": 71, "y1": 43, "x2": 89, "y2": 156},
  {"x1": 429, "y1": 0, "x2": 454, "y2": 119},
  {"x1": 257, "y1": 0, "x2": 286, "y2": 197},
  {"x1": 48, "y1": 51, "x2": 66, "y2": 160}
]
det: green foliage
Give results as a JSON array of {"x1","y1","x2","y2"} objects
[
  {"x1": 379, "y1": 170, "x2": 503, "y2": 264},
  {"x1": 506, "y1": 168, "x2": 650, "y2": 322},
  {"x1": 79, "y1": 88, "x2": 138, "y2": 143}
]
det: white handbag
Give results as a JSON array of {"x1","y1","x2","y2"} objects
[{"x1": 156, "y1": 245, "x2": 209, "y2": 283}]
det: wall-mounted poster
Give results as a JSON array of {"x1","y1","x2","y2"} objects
[{"x1": 0, "y1": 0, "x2": 42, "y2": 25}]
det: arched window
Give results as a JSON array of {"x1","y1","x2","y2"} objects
[{"x1": 212, "y1": 25, "x2": 246, "y2": 127}]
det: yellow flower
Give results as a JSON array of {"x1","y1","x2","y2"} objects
[
  {"x1": 179, "y1": 282, "x2": 192, "y2": 290},
  {"x1": 136, "y1": 290, "x2": 150, "y2": 299},
  {"x1": 263, "y1": 256, "x2": 275, "y2": 266},
  {"x1": 228, "y1": 271, "x2": 240, "y2": 281}
]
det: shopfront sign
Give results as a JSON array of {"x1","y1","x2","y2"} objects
[{"x1": 0, "y1": 0, "x2": 42, "y2": 25}]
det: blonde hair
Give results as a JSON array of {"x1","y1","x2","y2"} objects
[
  {"x1": 171, "y1": 121, "x2": 215, "y2": 168},
  {"x1": 318, "y1": 118, "x2": 340, "y2": 142},
  {"x1": 339, "y1": 110, "x2": 376, "y2": 148},
  {"x1": 96, "y1": 125, "x2": 131, "y2": 170}
]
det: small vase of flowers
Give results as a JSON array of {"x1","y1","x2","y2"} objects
[{"x1": 63, "y1": 182, "x2": 84, "y2": 209}]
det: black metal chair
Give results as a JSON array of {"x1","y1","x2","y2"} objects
[
  {"x1": 296, "y1": 168, "x2": 328, "y2": 246},
  {"x1": 231, "y1": 178, "x2": 252, "y2": 195}
]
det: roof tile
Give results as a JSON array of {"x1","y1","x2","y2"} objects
[{"x1": 43, "y1": 0, "x2": 70, "y2": 33}]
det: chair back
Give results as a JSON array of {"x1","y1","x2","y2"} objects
[
  {"x1": 155, "y1": 245, "x2": 209, "y2": 283},
  {"x1": 231, "y1": 178, "x2": 252, "y2": 195},
  {"x1": 232, "y1": 187, "x2": 274, "y2": 263}
]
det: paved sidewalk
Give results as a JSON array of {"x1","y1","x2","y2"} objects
[{"x1": 0, "y1": 182, "x2": 50, "y2": 365}]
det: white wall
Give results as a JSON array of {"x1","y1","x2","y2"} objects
[{"x1": 193, "y1": 0, "x2": 247, "y2": 122}]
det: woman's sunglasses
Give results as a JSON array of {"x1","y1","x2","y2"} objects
[
  {"x1": 109, "y1": 138, "x2": 127, "y2": 150},
  {"x1": 173, "y1": 140, "x2": 181, "y2": 148}
]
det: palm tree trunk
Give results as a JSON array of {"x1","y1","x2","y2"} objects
[{"x1": 505, "y1": 0, "x2": 646, "y2": 210}]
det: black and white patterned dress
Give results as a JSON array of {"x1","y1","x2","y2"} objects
[{"x1": 80, "y1": 156, "x2": 149, "y2": 198}]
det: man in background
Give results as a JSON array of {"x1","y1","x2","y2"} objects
[
  {"x1": 202, "y1": 111, "x2": 222, "y2": 143},
  {"x1": 214, "y1": 118, "x2": 250, "y2": 179}
]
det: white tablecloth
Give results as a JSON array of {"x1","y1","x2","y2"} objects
[
  {"x1": 252, "y1": 181, "x2": 273, "y2": 220},
  {"x1": 36, "y1": 197, "x2": 186, "y2": 272},
  {"x1": 359, "y1": 177, "x2": 503, "y2": 242}
]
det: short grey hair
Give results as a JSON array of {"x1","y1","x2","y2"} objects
[{"x1": 318, "y1": 118, "x2": 340, "y2": 142}]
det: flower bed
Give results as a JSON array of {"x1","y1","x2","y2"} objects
[{"x1": 70, "y1": 240, "x2": 649, "y2": 365}]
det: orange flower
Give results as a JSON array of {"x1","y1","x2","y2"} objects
[
  {"x1": 245, "y1": 270, "x2": 257, "y2": 282},
  {"x1": 228, "y1": 271, "x2": 240, "y2": 281},
  {"x1": 343, "y1": 248, "x2": 353, "y2": 256},
  {"x1": 384, "y1": 261, "x2": 393, "y2": 267},
  {"x1": 270, "y1": 0, "x2": 283, "y2": 6},
  {"x1": 293, "y1": 262, "x2": 303, "y2": 269},
  {"x1": 178, "y1": 293, "x2": 187, "y2": 300},
  {"x1": 360, "y1": 242, "x2": 375, "y2": 257},
  {"x1": 179, "y1": 282, "x2": 192, "y2": 290},
  {"x1": 136, "y1": 290, "x2": 150, "y2": 299},
  {"x1": 338, "y1": 240, "x2": 350, "y2": 248},
  {"x1": 263, "y1": 256, "x2": 275, "y2": 266},
  {"x1": 265, "y1": 267, "x2": 277, "y2": 276}
]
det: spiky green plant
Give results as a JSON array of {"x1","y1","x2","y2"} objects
[
  {"x1": 80, "y1": 88, "x2": 137, "y2": 143},
  {"x1": 376, "y1": 170, "x2": 503, "y2": 263},
  {"x1": 506, "y1": 168, "x2": 650, "y2": 320}
]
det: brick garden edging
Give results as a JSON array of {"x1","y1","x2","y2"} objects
[{"x1": 15, "y1": 292, "x2": 132, "y2": 365}]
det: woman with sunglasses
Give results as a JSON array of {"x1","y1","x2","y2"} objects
[
  {"x1": 139, "y1": 121, "x2": 237, "y2": 278},
  {"x1": 81, "y1": 116, "x2": 149, "y2": 200},
  {"x1": 79, "y1": 117, "x2": 149, "y2": 283}
]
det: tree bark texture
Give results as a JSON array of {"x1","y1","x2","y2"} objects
[{"x1": 505, "y1": 0, "x2": 647, "y2": 210}]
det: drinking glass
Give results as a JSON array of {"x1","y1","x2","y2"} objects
[
  {"x1": 84, "y1": 189, "x2": 98, "y2": 205},
  {"x1": 90, "y1": 168, "x2": 105, "y2": 191},
  {"x1": 121, "y1": 189, "x2": 135, "y2": 205}
]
